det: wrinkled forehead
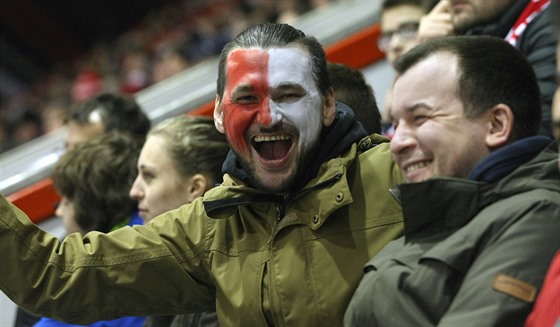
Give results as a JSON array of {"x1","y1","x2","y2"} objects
[{"x1": 226, "y1": 47, "x2": 315, "y2": 89}]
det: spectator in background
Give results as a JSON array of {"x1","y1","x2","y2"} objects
[
  {"x1": 184, "y1": 19, "x2": 231, "y2": 63},
  {"x1": 121, "y1": 49, "x2": 151, "y2": 95},
  {"x1": 379, "y1": 0, "x2": 435, "y2": 67},
  {"x1": 327, "y1": 62, "x2": 381, "y2": 134},
  {"x1": 71, "y1": 69, "x2": 105, "y2": 103},
  {"x1": 130, "y1": 116, "x2": 229, "y2": 327},
  {"x1": 418, "y1": 0, "x2": 557, "y2": 137},
  {"x1": 13, "y1": 93, "x2": 149, "y2": 326},
  {"x1": 51, "y1": 132, "x2": 144, "y2": 236},
  {"x1": 151, "y1": 45, "x2": 191, "y2": 84},
  {"x1": 64, "y1": 93, "x2": 150, "y2": 149},
  {"x1": 40, "y1": 97, "x2": 71, "y2": 134},
  {"x1": 9, "y1": 109, "x2": 43, "y2": 147},
  {"x1": 378, "y1": 0, "x2": 438, "y2": 136},
  {"x1": 21, "y1": 132, "x2": 146, "y2": 327},
  {"x1": 276, "y1": 0, "x2": 311, "y2": 24},
  {"x1": 345, "y1": 35, "x2": 559, "y2": 326},
  {"x1": 130, "y1": 115, "x2": 229, "y2": 224}
]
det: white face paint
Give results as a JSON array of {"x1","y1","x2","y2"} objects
[{"x1": 267, "y1": 48, "x2": 324, "y2": 150}]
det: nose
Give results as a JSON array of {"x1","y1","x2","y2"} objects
[
  {"x1": 390, "y1": 121, "x2": 416, "y2": 156},
  {"x1": 55, "y1": 203, "x2": 63, "y2": 217},
  {"x1": 129, "y1": 177, "x2": 143, "y2": 200},
  {"x1": 256, "y1": 99, "x2": 282, "y2": 127},
  {"x1": 389, "y1": 34, "x2": 405, "y2": 53}
]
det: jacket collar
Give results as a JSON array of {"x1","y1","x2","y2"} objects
[
  {"x1": 398, "y1": 178, "x2": 490, "y2": 242},
  {"x1": 204, "y1": 147, "x2": 356, "y2": 222}
]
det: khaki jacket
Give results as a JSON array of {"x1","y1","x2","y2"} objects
[{"x1": 1, "y1": 136, "x2": 404, "y2": 326}]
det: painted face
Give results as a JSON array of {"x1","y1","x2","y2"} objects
[
  {"x1": 380, "y1": 5, "x2": 424, "y2": 66},
  {"x1": 390, "y1": 53, "x2": 491, "y2": 183},
  {"x1": 449, "y1": 0, "x2": 512, "y2": 33},
  {"x1": 219, "y1": 47, "x2": 327, "y2": 193},
  {"x1": 56, "y1": 196, "x2": 85, "y2": 235},
  {"x1": 129, "y1": 135, "x2": 195, "y2": 222}
]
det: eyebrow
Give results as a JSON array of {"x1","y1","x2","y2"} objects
[
  {"x1": 138, "y1": 164, "x2": 155, "y2": 171},
  {"x1": 231, "y1": 84, "x2": 254, "y2": 94},
  {"x1": 274, "y1": 83, "x2": 305, "y2": 91},
  {"x1": 405, "y1": 102, "x2": 433, "y2": 113},
  {"x1": 231, "y1": 83, "x2": 304, "y2": 96}
]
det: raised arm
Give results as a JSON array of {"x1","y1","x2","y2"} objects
[{"x1": 0, "y1": 195, "x2": 215, "y2": 324}]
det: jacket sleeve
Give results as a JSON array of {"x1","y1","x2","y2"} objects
[
  {"x1": 0, "y1": 194, "x2": 215, "y2": 324},
  {"x1": 518, "y1": 10, "x2": 557, "y2": 138},
  {"x1": 438, "y1": 191, "x2": 560, "y2": 327}
]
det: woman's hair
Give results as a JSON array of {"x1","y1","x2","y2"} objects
[
  {"x1": 52, "y1": 132, "x2": 142, "y2": 232},
  {"x1": 148, "y1": 115, "x2": 230, "y2": 185}
]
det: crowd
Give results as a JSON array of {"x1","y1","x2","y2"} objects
[
  {"x1": 0, "y1": 0, "x2": 334, "y2": 154},
  {"x1": 1, "y1": 0, "x2": 559, "y2": 326}
]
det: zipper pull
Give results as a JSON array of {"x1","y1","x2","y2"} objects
[{"x1": 276, "y1": 194, "x2": 290, "y2": 221}]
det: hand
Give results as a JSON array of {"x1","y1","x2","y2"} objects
[{"x1": 417, "y1": 0, "x2": 454, "y2": 43}]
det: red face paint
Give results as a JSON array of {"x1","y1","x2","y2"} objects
[{"x1": 222, "y1": 49, "x2": 272, "y2": 154}]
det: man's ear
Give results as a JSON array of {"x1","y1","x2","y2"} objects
[
  {"x1": 486, "y1": 103, "x2": 514, "y2": 148},
  {"x1": 214, "y1": 96, "x2": 225, "y2": 133},
  {"x1": 184, "y1": 174, "x2": 209, "y2": 203},
  {"x1": 323, "y1": 87, "x2": 337, "y2": 127}
]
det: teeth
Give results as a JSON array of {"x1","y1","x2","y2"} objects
[
  {"x1": 254, "y1": 134, "x2": 291, "y2": 142},
  {"x1": 406, "y1": 161, "x2": 429, "y2": 173}
]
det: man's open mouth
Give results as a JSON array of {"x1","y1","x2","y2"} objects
[{"x1": 252, "y1": 134, "x2": 293, "y2": 161}]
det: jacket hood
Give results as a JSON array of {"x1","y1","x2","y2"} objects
[{"x1": 221, "y1": 102, "x2": 367, "y2": 192}]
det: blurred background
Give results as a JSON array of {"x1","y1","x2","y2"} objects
[{"x1": 1, "y1": 0, "x2": 336, "y2": 153}]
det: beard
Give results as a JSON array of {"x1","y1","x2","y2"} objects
[
  {"x1": 233, "y1": 138, "x2": 321, "y2": 195},
  {"x1": 452, "y1": 12, "x2": 480, "y2": 34}
]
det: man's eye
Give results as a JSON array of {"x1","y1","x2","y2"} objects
[
  {"x1": 142, "y1": 172, "x2": 154, "y2": 182},
  {"x1": 413, "y1": 115, "x2": 427, "y2": 123},
  {"x1": 235, "y1": 95, "x2": 258, "y2": 104},
  {"x1": 278, "y1": 93, "x2": 301, "y2": 102}
]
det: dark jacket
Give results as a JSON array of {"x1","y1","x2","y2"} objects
[
  {"x1": 465, "y1": 0, "x2": 557, "y2": 137},
  {"x1": 344, "y1": 137, "x2": 560, "y2": 326}
]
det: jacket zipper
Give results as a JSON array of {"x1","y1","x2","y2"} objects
[
  {"x1": 275, "y1": 172, "x2": 343, "y2": 221},
  {"x1": 267, "y1": 172, "x2": 343, "y2": 243}
]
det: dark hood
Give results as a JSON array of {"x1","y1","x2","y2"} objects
[{"x1": 221, "y1": 102, "x2": 368, "y2": 192}]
